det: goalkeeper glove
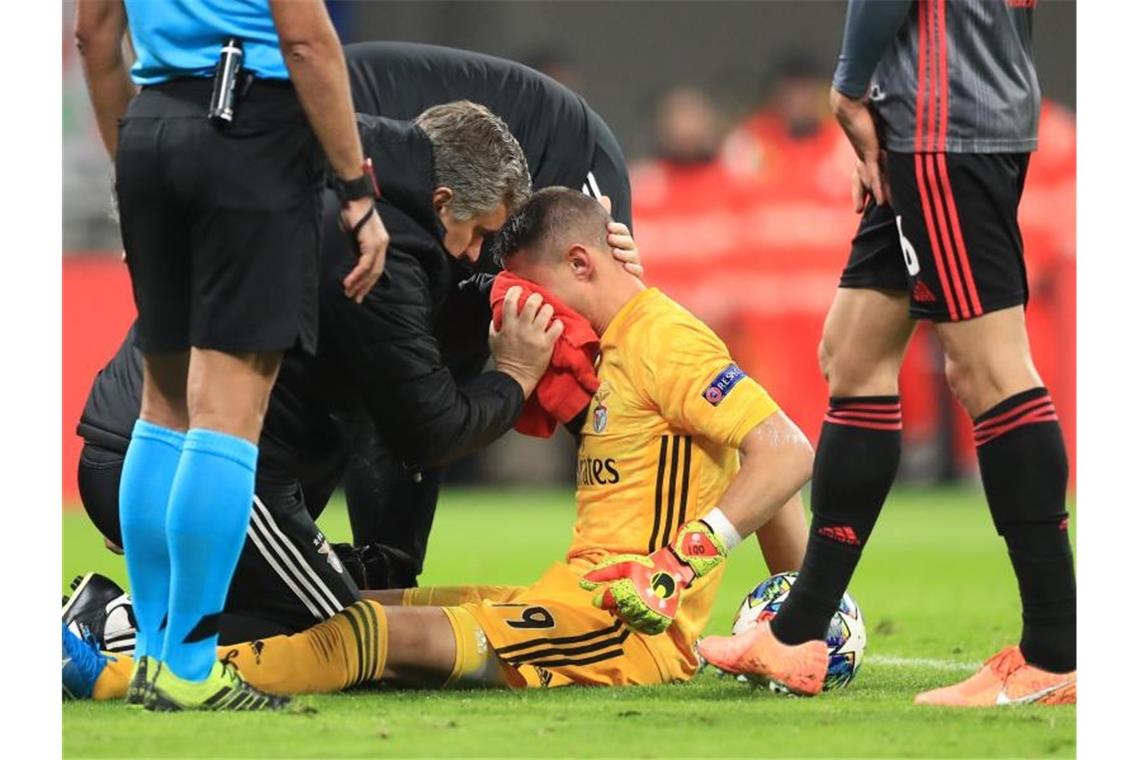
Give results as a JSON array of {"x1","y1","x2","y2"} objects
[{"x1": 580, "y1": 519, "x2": 728, "y2": 635}]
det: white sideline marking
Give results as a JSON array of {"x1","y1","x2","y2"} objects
[{"x1": 865, "y1": 654, "x2": 978, "y2": 672}]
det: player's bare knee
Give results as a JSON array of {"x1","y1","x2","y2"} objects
[
  {"x1": 943, "y1": 355, "x2": 978, "y2": 411},
  {"x1": 943, "y1": 354, "x2": 1007, "y2": 417},
  {"x1": 943, "y1": 345, "x2": 1041, "y2": 418},
  {"x1": 823, "y1": 346, "x2": 899, "y2": 397}
]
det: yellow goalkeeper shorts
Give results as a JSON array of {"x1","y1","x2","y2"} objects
[{"x1": 401, "y1": 561, "x2": 696, "y2": 688}]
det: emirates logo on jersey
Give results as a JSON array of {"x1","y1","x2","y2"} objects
[{"x1": 577, "y1": 457, "x2": 621, "y2": 486}]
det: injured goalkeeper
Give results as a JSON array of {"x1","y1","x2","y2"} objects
[{"x1": 76, "y1": 187, "x2": 815, "y2": 697}]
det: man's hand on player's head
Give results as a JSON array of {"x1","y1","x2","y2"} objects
[
  {"x1": 596, "y1": 196, "x2": 643, "y2": 278},
  {"x1": 489, "y1": 286, "x2": 564, "y2": 398},
  {"x1": 830, "y1": 86, "x2": 891, "y2": 209},
  {"x1": 607, "y1": 221, "x2": 644, "y2": 279}
]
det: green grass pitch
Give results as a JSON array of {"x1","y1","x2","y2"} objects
[{"x1": 62, "y1": 486, "x2": 1075, "y2": 758}]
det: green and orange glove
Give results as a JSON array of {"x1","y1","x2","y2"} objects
[{"x1": 580, "y1": 520, "x2": 728, "y2": 635}]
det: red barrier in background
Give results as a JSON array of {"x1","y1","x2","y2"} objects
[{"x1": 62, "y1": 256, "x2": 135, "y2": 503}]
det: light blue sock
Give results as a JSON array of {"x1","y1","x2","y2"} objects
[
  {"x1": 118, "y1": 419, "x2": 185, "y2": 661},
  {"x1": 162, "y1": 428, "x2": 257, "y2": 681}
]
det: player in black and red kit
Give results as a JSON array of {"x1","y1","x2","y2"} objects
[{"x1": 696, "y1": 0, "x2": 1077, "y2": 706}]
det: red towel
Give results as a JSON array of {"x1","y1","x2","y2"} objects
[{"x1": 490, "y1": 272, "x2": 600, "y2": 438}]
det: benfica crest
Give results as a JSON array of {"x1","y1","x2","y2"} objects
[{"x1": 592, "y1": 384, "x2": 612, "y2": 434}]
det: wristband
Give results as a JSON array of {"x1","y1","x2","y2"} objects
[
  {"x1": 701, "y1": 507, "x2": 743, "y2": 551},
  {"x1": 333, "y1": 158, "x2": 381, "y2": 203}
]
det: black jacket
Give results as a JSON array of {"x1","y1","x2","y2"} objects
[{"x1": 312, "y1": 115, "x2": 524, "y2": 469}]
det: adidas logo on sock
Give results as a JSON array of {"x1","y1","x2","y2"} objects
[{"x1": 818, "y1": 525, "x2": 861, "y2": 546}]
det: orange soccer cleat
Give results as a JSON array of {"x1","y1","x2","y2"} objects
[
  {"x1": 697, "y1": 621, "x2": 829, "y2": 696},
  {"x1": 914, "y1": 646, "x2": 1076, "y2": 707}
]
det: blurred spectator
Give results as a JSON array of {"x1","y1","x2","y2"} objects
[
  {"x1": 723, "y1": 53, "x2": 849, "y2": 199},
  {"x1": 630, "y1": 85, "x2": 740, "y2": 219},
  {"x1": 653, "y1": 86, "x2": 723, "y2": 165},
  {"x1": 767, "y1": 52, "x2": 829, "y2": 139}
]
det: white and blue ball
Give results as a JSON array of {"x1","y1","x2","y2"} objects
[{"x1": 731, "y1": 571, "x2": 866, "y2": 691}]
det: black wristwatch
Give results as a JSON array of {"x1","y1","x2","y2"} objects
[{"x1": 333, "y1": 158, "x2": 381, "y2": 204}]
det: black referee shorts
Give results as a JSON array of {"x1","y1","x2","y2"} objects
[
  {"x1": 115, "y1": 78, "x2": 325, "y2": 355},
  {"x1": 839, "y1": 152, "x2": 1030, "y2": 322},
  {"x1": 77, "y1": 442, "x2": 360, "y2": 643}
]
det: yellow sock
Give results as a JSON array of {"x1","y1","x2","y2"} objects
[
  {"x1": 91, "y1": 654, "x2": 134, "y2": 701},
  {"x1": 440, "y1": 607, "x2": 514, "y2": 689},
  {"x1": 220, "y1": 601, "x2": 389, "y2": 694}
]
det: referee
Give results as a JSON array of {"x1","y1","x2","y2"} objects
[{"x1": 75, "y1": 0, "x2": 386, "y2": 711}]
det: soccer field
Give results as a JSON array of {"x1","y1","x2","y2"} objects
[{"x1": 62, "y1": 486, "x2": 1075, "y2": 758}]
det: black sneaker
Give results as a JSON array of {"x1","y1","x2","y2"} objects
[{"x1": 62, "y1": 573, "x2": 136, "y2": 655}]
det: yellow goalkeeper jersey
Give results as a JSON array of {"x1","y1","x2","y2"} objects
[{"x1": 568, "y1": 287, "x2": 780, "y2": 656}]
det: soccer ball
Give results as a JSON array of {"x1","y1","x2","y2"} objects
[{"x1": 730, "y1": 571, "x2": 866, "y2": 691}]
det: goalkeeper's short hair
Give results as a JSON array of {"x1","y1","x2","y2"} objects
[{"x1": 490, "y1": 186, "x2": 610, "y2": 267}]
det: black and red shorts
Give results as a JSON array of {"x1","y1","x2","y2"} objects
[{"x1": 839, "y1": 151, "x2": 1030, "y2": 322}]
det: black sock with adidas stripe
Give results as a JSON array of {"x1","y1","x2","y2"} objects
[
  {"x1": 974, "y1": 387, "x2": 1076, "y2": 673},
  {"x1": 771, "y1": 396, "x2": 902, "y2": 645}
]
